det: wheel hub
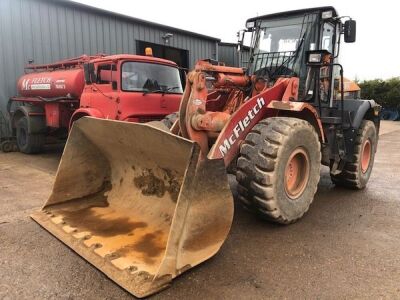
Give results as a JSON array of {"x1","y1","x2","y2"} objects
[
  {"x1": 284, "y1": 147, "x2": 310, "y2": 199},
  {"x1": 361, "y1": 138, "x2": 371, "y2": 173}
]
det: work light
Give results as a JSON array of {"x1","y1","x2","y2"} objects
[
  {"x1": 322, "y1": 10, "x2": 333, "y2": 19},
  {"x1": 306, "y1": 50, "x2": 331, "y2": 66}
]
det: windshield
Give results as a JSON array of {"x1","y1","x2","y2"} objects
[
  {"x1": 121, "y1": 62, "x2": 183, "y2": 93},
  {"x1": 258, "y1": 24, "x2": 303, "y2": 53},
  {"x1": 251, "y1": 14, "x2": 317, "y2": 80}
]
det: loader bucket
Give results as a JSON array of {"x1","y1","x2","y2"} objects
[{"x1": 31, "y1": 117, "x2": 233, "y2": 298}]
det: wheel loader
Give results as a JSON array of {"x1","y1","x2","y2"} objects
[{"x1": 31, "y1": 6, "x2": 380, "y2": 297}]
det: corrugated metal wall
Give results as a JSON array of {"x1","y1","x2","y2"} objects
[
  {"x1": 0, "y1": 0, "x2": 218, "y2": 120},
  {"x1": 218, "y1": 43, "x2": 250, "y2": 68}
]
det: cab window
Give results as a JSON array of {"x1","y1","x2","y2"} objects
[
  {"x1": 97, "y1": 64, "x2": 117, "y2": 84},
  {"x1": 321, "y1": 23, "x2": 334, "y2": 53}
]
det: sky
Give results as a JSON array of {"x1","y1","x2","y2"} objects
[{"x1": 74, "y1": 0, "x2": 398, "y2": 81}]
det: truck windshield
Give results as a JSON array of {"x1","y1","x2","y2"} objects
[{"x1": 121, "y1": 62, "x2": 183, "y2": 93}]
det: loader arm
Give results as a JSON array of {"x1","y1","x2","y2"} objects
[{"x1": 179, "y1": 60, "x2": 300, "y2": 166}]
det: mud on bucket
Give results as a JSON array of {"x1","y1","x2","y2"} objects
[{"x1": 31, "y1": 117, "x2": 234, "y2": 298}]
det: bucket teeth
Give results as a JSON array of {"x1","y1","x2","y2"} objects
[{"x1": 31, "y1": 117, "x2": 234, "y2": 297}]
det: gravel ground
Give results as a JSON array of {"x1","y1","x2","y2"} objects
[{"x1": 1, "y1": 121, "x2": 400, "y2": 299}]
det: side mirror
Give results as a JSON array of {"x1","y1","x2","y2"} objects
[
  {"x1": 83, "y1": 63, "x2": 95, "y2": 84},
  {"x1": 344, "y1": 20, "x2": 356, "y2": 43},
  {"x1": 237, "y1": 30, "x2": 245, "y2": 51}
]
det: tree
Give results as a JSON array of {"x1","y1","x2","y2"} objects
[{"x1": 359, "y1": 77, "x2": 400, "y2": 108}]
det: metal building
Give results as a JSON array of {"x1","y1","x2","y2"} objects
[
  {"x1": 0, "y1": 0, "x2": 220, "y2": 118},
  {"x1": 218, "y1": 42, "x2": 250, "y2": 68}
]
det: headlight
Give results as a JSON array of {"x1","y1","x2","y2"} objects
[
  {"x1": 309, "y1": 53, "x2": 322, "y2": 63},
  {"x1": 322, "y1": 11, "x2": 333, "y2": 19},
  {"x1": 246, "y1": 21, "x2": 255, "y2": 29}
]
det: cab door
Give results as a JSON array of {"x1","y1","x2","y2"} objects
[{"x1": 89, "y1": 63, "x2": 119, "y2": 119}]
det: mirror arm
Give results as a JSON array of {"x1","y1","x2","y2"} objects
[{"x1": 334, "y1": 22, "x2": 341, "y2": 59}]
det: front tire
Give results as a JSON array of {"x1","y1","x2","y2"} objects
[
  {"x1": 331, "y1": 120, "x2": 377, "y2": 189},
  {"x1": 16, "y1": 116, "x2": 45, "y2": 154},
  {"x1": 236, "y1": 117, "x2": 321, "y2": 224}
]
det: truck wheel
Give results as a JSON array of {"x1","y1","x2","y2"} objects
[
  {"x1": 1, "y1": 140, "x2": 13, "y2": 152},
  {"x1": 236, "y1": 117, "x2": 321, "y2": 224},
  {"x1": 331, "y1": 120, "x2": 377, "y2": 189},
  {"x1": 16, "y1": 116, "x2": 45, "y2": 154}
]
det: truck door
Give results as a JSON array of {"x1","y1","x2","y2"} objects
[{"x1": 89, "y1": 63, "x2": 119, "y2": 119}]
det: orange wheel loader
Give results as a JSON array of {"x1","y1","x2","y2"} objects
[{"x1": 31, "y1": 7, "x2": 381, "y2": 297}]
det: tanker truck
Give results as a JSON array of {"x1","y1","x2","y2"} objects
[{"x1": 9, "y1": 52, "x2": 183, "y2": 153}]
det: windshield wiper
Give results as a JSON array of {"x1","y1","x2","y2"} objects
[{"x1": 142, "y1": 86, "x2": 181, "y2": 95}]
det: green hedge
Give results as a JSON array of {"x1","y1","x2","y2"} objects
[{"x1": 359, "y1": 77, "x2": 400, "y2": 108}]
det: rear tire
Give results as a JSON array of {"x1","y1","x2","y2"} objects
[
  {"x1": 331, "y1": 120, "x2": 377, "y2": 189},
  {"x1": 16, "y1": 116, "x2": 45, "y2": 154},
  {"x1": 236, "y1": 117, "x2": 321, "y2": 224}
]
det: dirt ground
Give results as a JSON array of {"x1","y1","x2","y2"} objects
[{"x1": 1, "y1": 121, "x2": 400, "y2": 299}]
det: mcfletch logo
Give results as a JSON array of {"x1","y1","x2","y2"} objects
[{"x1": 219, "y1": 97, "x2": 265, "y2": 157}]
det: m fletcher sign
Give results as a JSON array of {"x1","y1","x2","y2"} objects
[{"x1": 219, "y1": 97, "x2": 265, "y2": 157}]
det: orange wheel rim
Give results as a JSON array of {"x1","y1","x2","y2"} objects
[
  {"x1": 361, "y1": 139, "x2": 371, "y2": 173},
  {"x1": 284, "y1": 147, "x2": 310, "y2": 200}
]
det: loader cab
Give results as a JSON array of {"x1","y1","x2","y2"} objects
[
  {"x1": 244, "y1": 7, "x2": 371, "y2": 173},
  {"x1": 245, "y1": 6, "x2": 355, "y2": 104}
]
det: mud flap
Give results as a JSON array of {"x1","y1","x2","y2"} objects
[{"x1": 31, "y1": 117, "x2": 234, "y2": 298}]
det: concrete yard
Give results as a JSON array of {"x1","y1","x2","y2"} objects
[{"x1": 1, "y1": 121, "x2": 400, "y2": 299}]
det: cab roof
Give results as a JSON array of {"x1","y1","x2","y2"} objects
[
  {"x1": 246, "y1": 6, "x2": 338, "y2": 23},
  {"x1": 91, "y1": 54, "x2": 179, "y2": 68}
]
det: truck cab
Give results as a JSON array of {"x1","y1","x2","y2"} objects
[{"x1": 73, "y1": 54, "x2": 182, "y2": 125}]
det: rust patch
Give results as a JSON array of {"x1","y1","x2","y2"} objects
[
  {"x1": 119, "y1": 177, "x2": 124, "y2": 185},
  {"x1": 60, "y1": 207, "x2": 148, "y2": 237},
  {"x1": 114, "y1": 230, "x2": 165, "y2": 265},
  {"x1": 133, "y1": 230, "x2": 165, "y2": 257},
  {"x1": 133, "y1": 169, "x2": 181, "y2": 202}
]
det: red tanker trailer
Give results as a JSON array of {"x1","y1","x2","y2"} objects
[
  {"x1": 9, "y1": 53, "x2": 183, "y2": 153},
  {"x1": 17, "y1": 68, "x2": 85, "y2": 98}
]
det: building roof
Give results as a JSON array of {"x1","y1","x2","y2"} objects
[
  {"x1": 51, "y1": 0, "x2": 220, "y2": 42},
  {"x1": 219, "y1": 42, "x2": 250, "y2": 51}
]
